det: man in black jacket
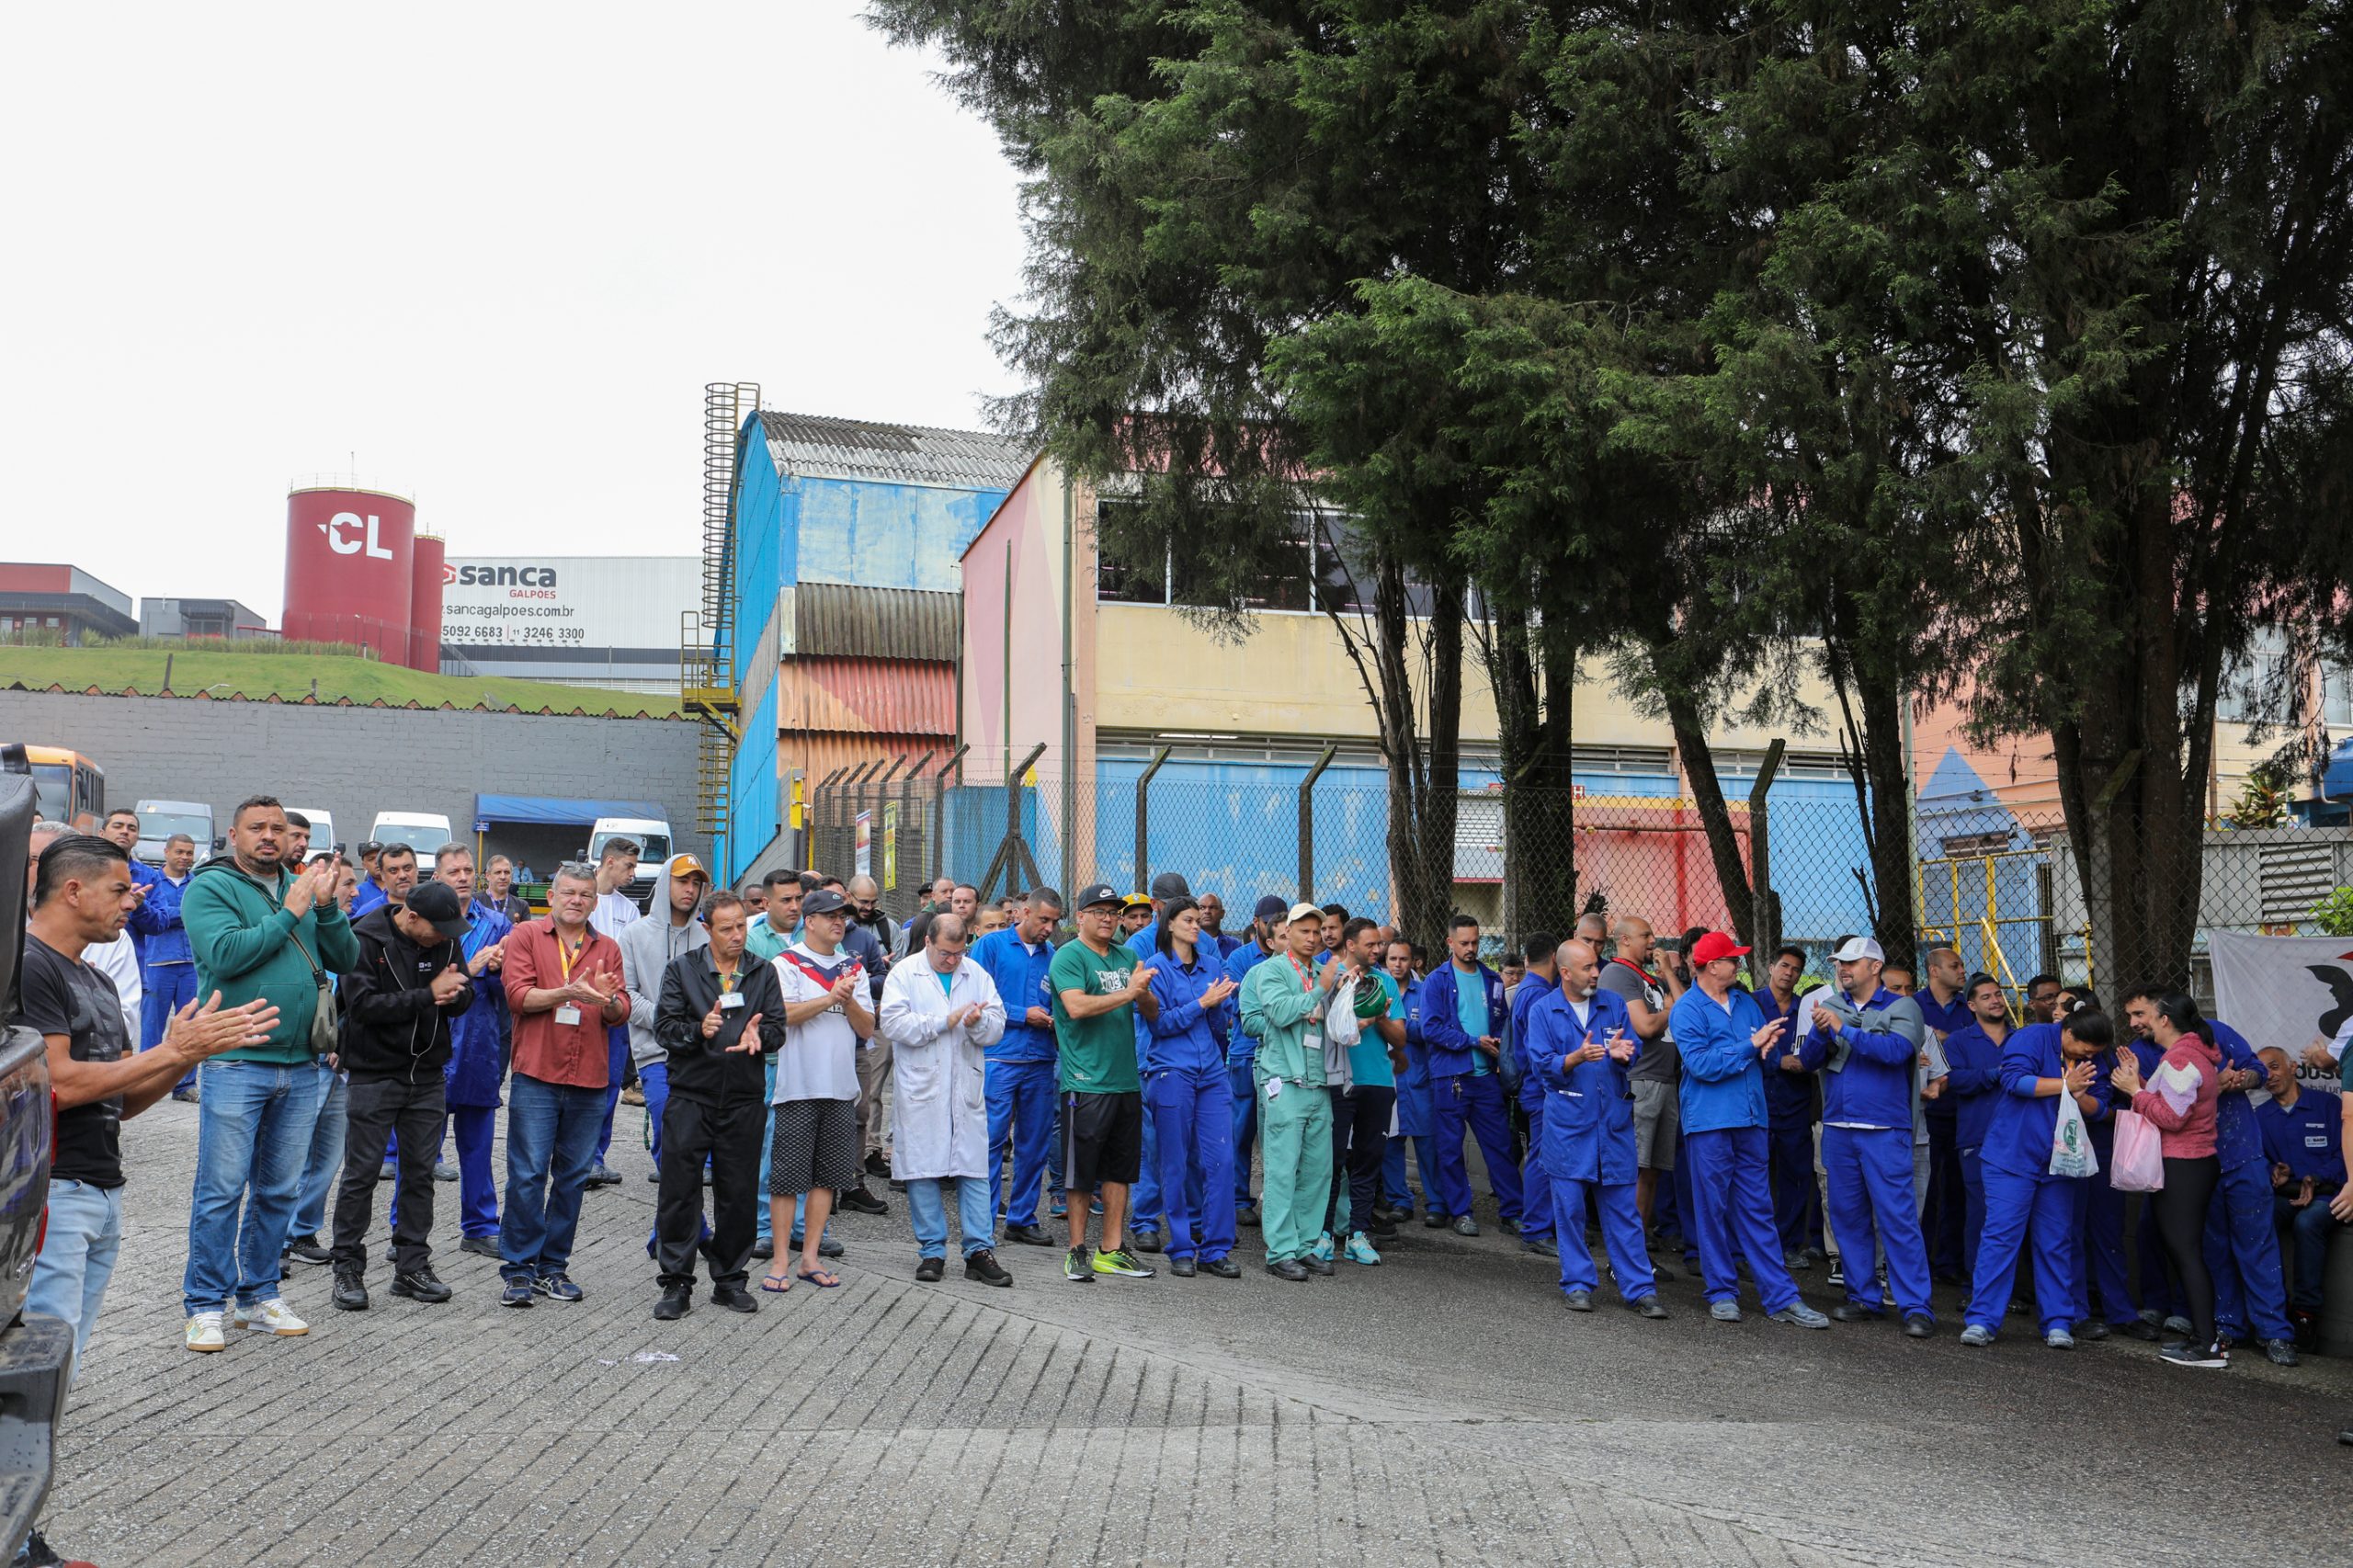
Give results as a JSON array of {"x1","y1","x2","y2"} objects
[
  {"x1": 330, "y1": 880, "x2": 474, "y2": 1311},
  {"x1": 652, "y1": 891, "x2": 787, "y2": 1319}
]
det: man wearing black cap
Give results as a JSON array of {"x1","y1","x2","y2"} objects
[
  {"x1": 329, "y1": 879, "x2": 476, "y2": 1310},
  {"x1": 1051, "y1": 882, "x2": 1160, "y2": 1280},
  {"x1": 1222, "y1": 895, "x2": 1290, "y2": 1225}
]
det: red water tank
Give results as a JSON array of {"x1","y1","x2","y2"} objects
[
  {"x1": 407, "y1": 533, "x2": 446, "y2": 672},
  {"x1": 282, "y1": 488, "x2": 415, "y2": 661}
]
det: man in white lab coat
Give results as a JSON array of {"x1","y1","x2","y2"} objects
[{"x1": 877, "y1": 915, "x2": 1012, "y2": 1286}]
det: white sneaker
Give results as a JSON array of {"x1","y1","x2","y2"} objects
[
  {"x1": 233, "y1": 1298, "x2": 310, "y2": 1336},
  {"x1": 184, "y1": 1312, "x2": 226, "y2": 1353}
]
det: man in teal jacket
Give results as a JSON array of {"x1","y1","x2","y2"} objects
[
  {"x1": 1241, "y1": 903, "x2": 1342, "y2": 1280},
  {"x1": 178, "y1": 795, "x2": 358, "y2": 1353}
]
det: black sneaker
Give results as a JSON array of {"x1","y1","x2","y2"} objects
[
  {"x1": 1200, "y1": 1256, "x2": 1242, "y2": 1278},
  {"x1": 1003, "y1": 1223, "x2": 1055, "y2": 1247},
  {"x1": 391, "y1": 1267, "x2": 452, "y2": 1303},
  {"x1": 332, "y1": 1267, "x2": 369, "y2": 1312},
  {"x1": 460, "y1": 1234, "x2": 500, "y2": 1259},
  {"x1": 2161, "y1": 1341, "x2": 2228, "y2": 1369},
  {"x1": 1132, "y1": 1228, "x2": 1165, "y2": 1254},
  {"x1": 282, "y1": 1233, "x2": 333, "y2": 1267},
  {"x1": 964, "y1": 1249, "x2": 1013, "y2": 1287},
  {"x1": 865, "y1": 1149, "x2": 891, "y2": 1178},
  {"x1": 839, "y1": 1186, "x2": 890, "y2": 1216},
  {"x1": 915, "y1": 1256, "x2": 946, "y2": 1283}
]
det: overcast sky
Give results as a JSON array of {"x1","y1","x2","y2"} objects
[{"x1": 1, "y1": 4, "x2": 1027, "y2": 619}]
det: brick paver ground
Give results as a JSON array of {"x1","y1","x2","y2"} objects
[{"x1": 39, "y1": 1098, "x2": 2353, "y2": 1565}]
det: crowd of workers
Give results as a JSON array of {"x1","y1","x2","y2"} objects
[{"x1": 10, "y1": 797, "x2": 2353, "y2": 1560}]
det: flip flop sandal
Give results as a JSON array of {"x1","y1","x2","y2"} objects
[
  {"x1": 796, "y1": 1267, "x2": 843, "y2": 1289},
  {"x1": 759, "y1": 1272, "x2": 792, "y2": 1293}
]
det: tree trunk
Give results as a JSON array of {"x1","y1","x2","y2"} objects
[
  {"x1": 1663, "y1": 684, "x2": 1756, "y2": 951},
  {"x1": 1853, "y1": 659, "x2": 1917, "y2": 969},
  {"x1": 1371, "y1": 554, "x2": 1463, "y2": 957}
]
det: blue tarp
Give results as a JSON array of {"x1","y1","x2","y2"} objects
[
  {"x1": 2324, "y1": 738, "x2": 2353, "y2": 802},
  {"x1": 473, "y1": 794, "x2": 665, "y2": 828}
]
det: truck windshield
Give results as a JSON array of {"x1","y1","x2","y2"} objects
[
  {"x1": 592, "y1": 832, "x2": 667, "y2": 863},
  {"x1": 139, "y1": 808, "x2": 210, "y2": 841}
]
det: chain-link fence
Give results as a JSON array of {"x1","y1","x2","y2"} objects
[{"x1": 801, "y1": 756, "x2": 2343, "y2": 1009}]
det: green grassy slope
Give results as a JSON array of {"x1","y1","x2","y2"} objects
[{"x1": 0, "y1": 645, "x2": 681, "y2": 717}]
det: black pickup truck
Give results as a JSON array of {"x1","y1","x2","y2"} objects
[{"x1": 0, "y1": 758, "x2": 75, "y2": 1558}]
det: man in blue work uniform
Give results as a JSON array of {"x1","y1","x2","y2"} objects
[
  {"x1": 1222, "y1": 896, "x2": 1286, "y2": 1226},
  {"x1": 1796, "y1": 937, "x2": 1940, "y2": 1336},
  {"x1": 130, "y1": 830, "x2": 201, "y2": 1098},
  {"x1": 2256, "y1": 1044, "x2": 2345, "y2": 1344},
  {"x1": 2121, "y1": 985, "x2": 2299, "y2": 1366},
  {"x1": 1938, "y1": 974, "x2": 2008, "y2": 1295},
  {"x1": 1419, "y1": 915, "x2": 1522, "y2": 1237},
  {"x1": 1383, "y1": 937, "x2": 1434, "y2": 1221},
  {"x1": 1914, "y1": 947, "x2": 1972, "y2": 1282},
  {"x1": 972, "y1": 888, "x2": 1063, "y2": 1248},
  {"x1": 1124, "y1": 873, "x2": 1199, "y2": 1252},
  {"x1": 1508, "y1": 932, "x2": 1561, "y2": 1259},
  {"x1": 1669, "y1": 931, "x2": 1828, "y2": 1328},
  {"x1": 1758, "y1": 945, "x2": 1819, "y2": 1267},
  {"x1": 1529, "y1": 938, "x2": 1666, "y2": 1318}
]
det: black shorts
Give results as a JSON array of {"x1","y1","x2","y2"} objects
[
  {"x1": 768, "y1": 1097, "x2": 861, "y2": 1196},
  {"x1": 1063, "y1": 1089, "x2": 1142, "y2": 1191}
]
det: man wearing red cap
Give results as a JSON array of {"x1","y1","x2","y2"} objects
[{"x1": 1668, "y1": 931, "x2": 1830, "y2": 1328}]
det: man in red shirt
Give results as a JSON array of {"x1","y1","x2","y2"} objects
[{"x1": 498, "y1": 861, "x2": 628, "y2": 1308}]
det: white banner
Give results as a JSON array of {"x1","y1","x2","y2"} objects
[{"x1": 2208, "y1": 929, "x2": 2353, "y2": 1085}]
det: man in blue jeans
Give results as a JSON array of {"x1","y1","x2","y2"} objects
[
  {"x1": 499, "y1": 863, "x2": 630, "y2": 1307},
  {"x1": 178, "y1": 798, "x2": 358, "y2": 1351}
]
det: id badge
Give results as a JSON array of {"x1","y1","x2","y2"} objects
[
  {"x1": 1265, "y1": 1077, "x2": 1282, "y2": 1101},
  {"x1": 720, "y1": 994, "x2": 745, "y2": 1011},
  {"x1": 1303, "y1": 1028, "x2": 1322, "y2": 1054},
  {"x1": 555, "y1": 1004, "x2": 583, "y2": 1026}
]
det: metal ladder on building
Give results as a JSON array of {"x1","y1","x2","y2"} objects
[{"x1": 682, "y1": 381, "x2": 760, "y2": 857}]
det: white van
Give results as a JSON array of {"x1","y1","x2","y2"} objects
[
  {"x1": 369, "y1": 811, "x2": 457, "y2": 858},
  {"x1": 133, "y1": 799, "x2": 212, "y2": 867},
  {"x1": 285, "y1": 807, "x2": 336, "y2": 856},
  {"x1": 586, "y1": 815, "x2": 669, "y2": 910}
]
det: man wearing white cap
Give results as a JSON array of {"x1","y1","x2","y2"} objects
[
  {"x1": 1795, "y1": 936, "x2": 1941, "y2": 1335},
  {"x1": 1241, "y1": 903, "x2": 1343, "y2": 1279}
]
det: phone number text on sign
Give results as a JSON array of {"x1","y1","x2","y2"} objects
[{"x1": 444, "y1": 624, "x2": 587, "y2": 643}]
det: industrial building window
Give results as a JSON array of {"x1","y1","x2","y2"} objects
[{"x1": 2217, "y1": 625, "x2": 2291, "y2": 724}]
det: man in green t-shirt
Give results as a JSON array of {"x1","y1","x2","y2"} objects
[{"x1": 1049, "y1": 883, "x2": 1160, "y2": 1282}]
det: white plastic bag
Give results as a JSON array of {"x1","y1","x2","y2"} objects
[{"x1": 2049, "y1": 1090, "x2": 2099, "y2": 1179}]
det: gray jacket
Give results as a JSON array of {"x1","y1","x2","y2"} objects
[{"x1": 619, "y1": 860, "x2": 710, "y2": 1066}]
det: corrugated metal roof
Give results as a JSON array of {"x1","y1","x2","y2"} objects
[
  {"x1": 787, "y1": 584, "x2": 960, "y2": 663},
  {"x1": 756, "y1": 410, "x2": 1031, "y2": 491},
  {"x1": 774, "y1": 657, "x2": 957, "y2": 737}
]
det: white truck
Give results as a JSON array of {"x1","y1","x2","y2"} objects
[
  {"x1": 132, "y1": 799, "x2": 212, "y2": 866},
  {"x1": 586, "y1": 815, "x2": 670, "y2": 912},
  {"x1": 284, "y1": 806, "x2": 336, "y2": 856},
  {"x1": 369, "y1": 811, "x2": 457, "y2": 859}
]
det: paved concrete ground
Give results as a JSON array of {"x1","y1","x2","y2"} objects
[{"x1": 40, "y1": 1099, "x2": 2353, "y2": 1566}]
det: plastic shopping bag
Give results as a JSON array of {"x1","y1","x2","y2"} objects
[
  {"x1": 2109, "y1": 1108, "x2": 2165, "y2": 1193},
  {"x1": 2049, "y1": 1090, "x2": 2099, "y2": 1180}
]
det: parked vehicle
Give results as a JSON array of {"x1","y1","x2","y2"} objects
[
  {"x1": 586, "y1": 815, "x2": 669, "y2": 911},
  {"x1": 369, "y1": 811, "x2": 456, "y2": 858},
  {"x1": 16, "y1": 745, "x2": 101, "y2": 827},
  {"x1": 133, "y1": 798, "x2": 212, "y2": 867},
  {"x1": 0, "y1": 746, "x2": 80, "y2": 1558},
  {"x1": 285, "y1": 806, "x2": 337, "y2": 856}
]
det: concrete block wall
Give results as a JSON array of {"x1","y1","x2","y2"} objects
[{"x1": 0, "y1": 689, "x2": 708, "y2": 869}]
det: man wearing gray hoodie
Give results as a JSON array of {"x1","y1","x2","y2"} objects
[{"x1": 620, "y1": 854, "x2": 711, "y2": 1184}]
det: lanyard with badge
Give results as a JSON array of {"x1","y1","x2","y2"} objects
[
  {"x1": 717, "y1": 962, "x2": 744, "y2": 1012},
  {"x1": 554, "y1": 931, "x2": 590, "y2": 1026},
  {"x1": 1267, "y1": 951, "x2": 1322, "y2": 1100}
]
